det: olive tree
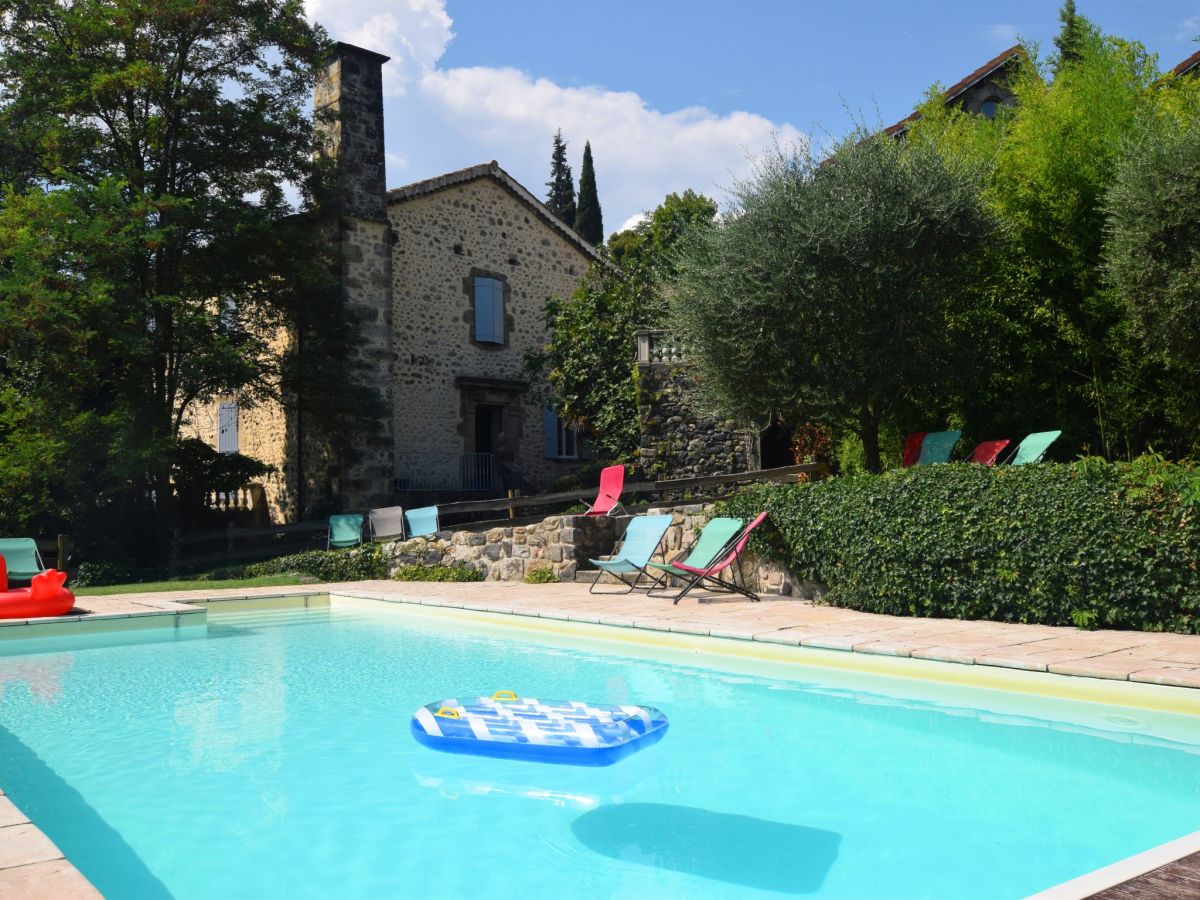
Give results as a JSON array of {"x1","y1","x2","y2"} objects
[{"x1": 670, "y1": 135, "x2": 993, "y2": 471}]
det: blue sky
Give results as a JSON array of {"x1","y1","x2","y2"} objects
[{"x1": 306, "y1": 1, "x2": 1200, "y2": 237}]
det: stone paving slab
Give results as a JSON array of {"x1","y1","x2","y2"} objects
[{"x1": 0, "y1": 791, "x2": 98, "y2": 899}]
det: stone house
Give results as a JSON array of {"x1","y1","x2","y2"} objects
[
  {"x1": 185, "y1": 43, "x2": 596, "y2": 523},
  {"x1": 883, "y1": 45, "x2": 1025, "y2": 137}
]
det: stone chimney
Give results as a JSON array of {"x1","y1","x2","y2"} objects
[{"x1": 312, "y1": 42, "x2": 396, "y2": 512}]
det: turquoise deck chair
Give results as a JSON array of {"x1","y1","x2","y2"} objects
[
  {"x1": 1009, "y1": 430, "x2": 1062, "y2": 465},
  {"x1": 328, "y1": 514, "x2": 364, "y2": 549},
  {"x1": 917, "y1": 430, "x2": 962, "y2": 465},
  {"x1": 588, "y1": 514, "x2": 672, "y2": 594},
  {"x1": 0, "y1": 538, "x2": 44, "y2": 583},
  {"x1": 647, "y1": 517, "x2": 744, "y2": 597},
  {"x1": 404, "y1": 506, "x2": 440, "y2": 539}
]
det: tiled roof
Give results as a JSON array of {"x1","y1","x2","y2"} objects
[
  {"x1": 883, "y1": 45, "x2": 1027, "y2": 138},
  {"x1": 1171, "y1": 49, "x2": 1200, "y2": 78},
  {"x1": 386, "y1": 161, "x2": 600, "y2": 260}
]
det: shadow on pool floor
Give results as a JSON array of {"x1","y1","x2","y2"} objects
[
  {"x1": 0, "y1": 723, "x2": 171, "y2": 899},
  {"x1": 571, "y1": 802, "x2": 841, "y2": 894}
]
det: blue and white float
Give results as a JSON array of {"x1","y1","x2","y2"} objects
[{"x1": 411, "y1": 691, "x2": 669, "y2": 767}]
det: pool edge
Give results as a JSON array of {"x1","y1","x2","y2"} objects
[{"x1": 1025, "y1": 829, "x2": 1200, "y2": 899}]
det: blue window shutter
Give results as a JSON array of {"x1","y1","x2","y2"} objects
[
  {"x1": 492, "y1": 280, "x2": 505, "y2": 342},
  {"x1": 474, "y1": 277, "x2": 492, "y2": 342},
  {"x1": 543, "y1": 407, "x2": 557, "y2": 457},
  {"x1": 218, "y1": 403, "x2": 239, "y2": 454}
]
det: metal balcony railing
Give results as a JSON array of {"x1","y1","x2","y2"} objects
[{"x1": 394, "y1": 452, "x2": 497, "y2": 492}]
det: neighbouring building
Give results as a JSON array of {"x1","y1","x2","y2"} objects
[
  {"x1": 185, "y1": 43, "x2": 596, "y2": 523},
  {"x1": 884, "y1": 45, "x2": 1025, "y2": 137}
]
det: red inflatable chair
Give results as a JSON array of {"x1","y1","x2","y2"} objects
[{"x1": 0, "y1": 557, "x2": 76, "y2": 619}]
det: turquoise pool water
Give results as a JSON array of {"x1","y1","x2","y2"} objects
[{"x1": 1, "y1": 605, "x2": 1199, "y2": 898}]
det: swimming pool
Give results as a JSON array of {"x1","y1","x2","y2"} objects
[{"x1": 0, "y1": 602, "x2": 1198, "y2": 898}]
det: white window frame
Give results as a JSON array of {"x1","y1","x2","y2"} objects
[
  {"x1": 554, "y1": 414, "x2": 579, "y2": 459},
  {"x1": 217, "y1": 402, "x2": 239, "y2": 454}
]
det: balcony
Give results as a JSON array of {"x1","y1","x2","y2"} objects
[{"x1": 394, "y1": 452, "x2": 497, "y2": 493}]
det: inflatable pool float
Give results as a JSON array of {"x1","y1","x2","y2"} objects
[
  {"x1": 0, "y1": 562, "x2": 75, "y2": 619},
  {"x1": 412, "y1": 691, "x2": 669, "y2": 766}
]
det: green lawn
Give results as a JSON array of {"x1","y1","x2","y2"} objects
[{"x1": 75, "y1": 573, "x2": 310, "y2": 596}]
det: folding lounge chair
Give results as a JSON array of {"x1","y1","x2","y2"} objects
[
  {"x1": 901, "y1": 432, "x2": 927, "y2": 469},
  {"x1": 667, "y1": 512, "x2": 768, "y2": 605},
  {"x1": 584, "y1": 465, "x2": 627, "y2": 517},
  {"x1": 0, "y1": 538, "x2": 45, "y2": 584},
  {"x1": 916, "y1": 430, "x2": 962, "y2": 465},
  {"x1": 404, "y1": 506, "x2": 440, "y2": 538},
  {"x1": 968, "y1": 439, "x2": 1011, "y2": 466},
  {"x1": 328, "y1": 514, "x2": 364, "y2": 549},
  {"x1": 1008, "y1": 430, "x2": 1062, "y2": 465},
  {"x1": 646, "y1": 517, "x2": 745, "y2": 598},
  {"x1": 367, "y1": 506, "x2": 406, "y2": 541},
  {"x1": 588, "y1": 514, "x2": 672, "y2": 594}
]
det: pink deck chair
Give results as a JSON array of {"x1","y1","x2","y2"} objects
[
  {"x1": 968, "y1": 439, "x2": 1011, "y2": 466},
  {"x1": 901, "y1": 432, "x2": 926, "y2": 469},
  {"x1": 668, "y1": 511, "x2": 768, "y2": 604},
  {"x1": 584, "y1": 465, "x2": 627, "y2": 517}
]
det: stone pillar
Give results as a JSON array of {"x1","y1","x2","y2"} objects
[{"x1": 314, "y1": 42, "x2": 396, "y2": 510}]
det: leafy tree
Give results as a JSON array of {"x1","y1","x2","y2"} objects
[
  {"x1": 528, "y1": 191, "x2": 718, "y2": 459},
  {"x1": 0, "y1": 0, "x2": 332, "y2": 559},
  {"x1": 574, "y1": 141, "x2": 603, "y2": 245},
  {"x1": 670, "y1": 136, "x2": 993, "y2": 472},
  {"x1": 545, "y1": 129, "x2": 576, "y2": 225},
  {"x1": 1053, "y1": 0, "x2": 1087, "y2": 74},
  {"x1": 1105, "y1": 107, "x2": 1200, "y2": 448}
]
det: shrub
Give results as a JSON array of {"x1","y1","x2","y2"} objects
[
  {"x1": 523, "y1": 565, "x2": 559, "y2": 584},
  {"x1": 392, "y1": 563, "x2": 483, "y2": 583},
  {"x1": 71, "y1": 560, "x2": 168, "y2": 588},
  {"x1": 244, "y1": 545, "x2": 388, "y2": 582},
  {"x1": 715, "y1": 459, "x2": 1200, "y2": 632}
]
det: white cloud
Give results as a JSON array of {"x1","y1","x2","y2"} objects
[
  {"x1": 1175, "y1": 15, "x2": 1200, "y2": 42},
  {"x1": 307, "y1": 0, "x2": 805, "y2": 237},
  {"x1": 617, "y1": 212, "x2": 649, "y2": 234},
  {"x1": 985, "y1": 23, "x2": 1019, "y2": 47}
]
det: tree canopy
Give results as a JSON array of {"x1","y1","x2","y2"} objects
[
  {"x1": 0, "y1": 0, "x2": 333, "y2": 558},
  {"x1": 670, "y1": 137, "x2": 993, "y2": 472},
  {"x1": 574, "y1": 141, "x2": 603, "y2": 245},
  {"x1": 545, "y1": 129, "x2": 576, "y2": 225}
]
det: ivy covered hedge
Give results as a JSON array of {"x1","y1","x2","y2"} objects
[
  {"x1": 244, "y1": 546, "x2": 389, "y2": 582},
  {"x1": 716, "y1": 459, "x2": 1200, "y2": 633}
]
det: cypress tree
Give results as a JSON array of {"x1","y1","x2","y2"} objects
[
  {"x1": 1053, "y1": 0, "x2": 1086, "y2": 74},
  {"x1": 545, "y1": 129, "x2": 576, "y2": 225},
  {"x1": 574, "y1": 141, "x2": 604, "y2": 244}
]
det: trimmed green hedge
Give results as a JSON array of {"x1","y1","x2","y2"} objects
[
  {"x1": 716, "y1": 458, "x2": 1200, "y2": 632},
  {"x1": 392, "y1": 563, "x2": 482, "y2": 583},
  {"x1": 244, "y1": 546, "x2": 388, "y2": 582}
]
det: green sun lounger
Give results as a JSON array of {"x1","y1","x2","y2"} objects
[
  {"x1": 0, "y1": 538, "x2": 45, "y2": 583},
  {"x1": 328, "y1": 514, "x2": 364, "y2": 549},
  {"x1": 916, "y1": 430, "x2": 962, "y2": 465},
  {"x1": 647, "y1": 517, "x2": 744, "y2": 596},
  {"x1": 1009, "y1": 430, "x2": 1062, "y2": 465},
  {"x1": 588, "y1": 514, "x2": 672, "y2": 594}
]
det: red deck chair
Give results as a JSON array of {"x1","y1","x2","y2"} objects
[
  {"x1": 669, "y1": 511, "x2": 768, "y2": 605},
  {"x1": 901, "y1": 432, "x2": 926, "y2": 468},
  {"x1": 968, "y1": 439, "x2": 1011, "y2": 466},
  {"x1": 584, "y1": 465, "x2": 627, "y2": 517}
]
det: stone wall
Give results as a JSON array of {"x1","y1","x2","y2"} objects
[
  {"x1": 388, "y1": 174, "x2": 593, "y2": 492},
  {"x1": 635, "y1": 331, "x2": 757, "y2": 482},
  {"x1": 380, "y1": 503, "x2": 818, "y2": 598}
]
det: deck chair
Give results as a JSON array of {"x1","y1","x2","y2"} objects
[
  {"x1": 968, "y1": 439, "x2": 1011, "y2": 466},
  {"x1": 916, "y1": 430, "x2": 962, "y2": 465},
  {"x1": 0, "y1": 538, "x2": 44, "y2": 583},
  {"x1": 667, "y1": 512, "x2": 769, "y2": 605},
  {"x1": 367, "y1": 506, "x2": 406, "y2": 542},
  {"x1": 646, "y1": 517, "x2": 744, "y2": 597},
  {"x1": 901, "y1": 432, "x2": 927, "y2": 468},
  {"x1": 1008, "y1": 430, "x2": 1062, "y2": 465},
  {"x1": 404, "y1": 506, "x2": 440, "y2": 538},
  {"x1": 588, "y1": 514, "x2": 672, "y2": 594},
  {"x1": 328, "y1": 514, "x2": 364, "y2": 549},
  {"x1": 584, "y1": 465, "x2": 627, "y2": 517}
]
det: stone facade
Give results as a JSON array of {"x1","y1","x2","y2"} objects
[
  {"x1": 634, "y1": 330, "x2": 757, "y2": 482},
  {"x1": 184, "y1": 43, "x2": 596, "y2": 524},
  {"x1": 388, "y1": 169, "x2": 595, "y2": 494}
]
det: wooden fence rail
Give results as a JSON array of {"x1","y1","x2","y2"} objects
[{"x1": 167, "y1": 463, "x2": 828, "y2": 570}]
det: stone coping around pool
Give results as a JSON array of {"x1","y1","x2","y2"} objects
[
  {"x1": 8, "y1": 580, "x2": 1200, "y2": 694},
  {"x1": 1027, "y1": 829, "x2": 1200, "y2": 899},
  {"x1": 0, "y1": 790, "x2": 100, "y2": 898}
]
